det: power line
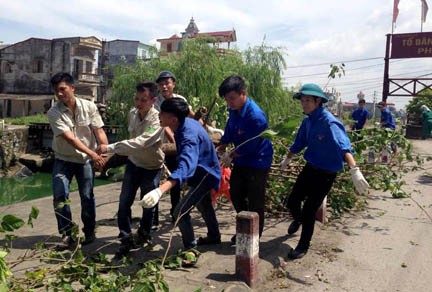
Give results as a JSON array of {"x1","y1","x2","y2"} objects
[{"x1": 286, "y1": 56, "x2": 384, "y2": 68}]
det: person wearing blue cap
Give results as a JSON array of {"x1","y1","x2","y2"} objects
[{"x1": 279, "y1": 83, "x2": 369, "y2": 260}]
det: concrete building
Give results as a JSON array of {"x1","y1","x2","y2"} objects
[
  {"x1": 101, "y1": 39, "x2": 152, "y2": 66},
  {"x1": 99, "y1": 40, "x2": 153, "y2": 100},
  {"x1": 0, "y1": 36, "x2": 102, "y2": 118},
  {"x1": 157, "y1": 17, "x2": 236, "y2": 55}
]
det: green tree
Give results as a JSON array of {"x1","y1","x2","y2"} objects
[
  {"x1": 405, "y1": 90, "x2": 432, "y2": 114},
  {"x1": 106, "y1": 38, "x2": 301, "y2": 137}
]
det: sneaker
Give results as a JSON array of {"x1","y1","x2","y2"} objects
[
  {"x1": 197, "y1": 236, "x2": 221, "y2": 246},
  {"x1": 81, "y1": 232, "x2": 96, "y2": 245},
  {"x1": 288, "y1": 221, "x2": 301, "y2": 235},
  {"x1": 287, "y1": 247, "x2": 307, "y2": 260}
]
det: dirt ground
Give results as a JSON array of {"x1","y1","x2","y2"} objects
[
  {"x1": 257, "y1": 139, "x2": 432, "y2": 292},
  {"x1": 0, "y1": 139, "x2": 431, "y2": 291}
]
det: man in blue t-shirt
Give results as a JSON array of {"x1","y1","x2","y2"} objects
[
  {"x1": 377, "y1": 101, "x2": 396, "y2": 130},
  {"x1": 351, "y1": 99, "x2": 370, "y2": 131},
  {"x1": 217, "y1": 75, "x2": 274, "y2": 244}
]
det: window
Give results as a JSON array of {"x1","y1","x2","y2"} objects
[
  {"x1": 86, "y1": 61, "x2": 92, "y2": 73},
  {"x1": 5, "y1": 62, "x2": 12, "y2": 73},
  {"x1": 32, "y1": 59, "x2": 43, "y2": 73},
  {"x1": 167, "y1": 43, "x2": 172, "y2": 52}
]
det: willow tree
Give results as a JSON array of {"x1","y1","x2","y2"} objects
[{"x1": 106, "y1": 37, "x2": 300, "y2": 136}]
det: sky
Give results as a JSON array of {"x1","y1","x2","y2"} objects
[{"x1": 1, "y1": 0, "x2": 432, "y2": 110}]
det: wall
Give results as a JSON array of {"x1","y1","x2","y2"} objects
[
  {"x1": 0, "y1": 38, "x2": 53, "y2": 94},
  {"x1": 0, "y1": 125, "x2": 28, "y2": 170}
]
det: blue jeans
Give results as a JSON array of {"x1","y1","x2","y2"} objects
[
  {"x1": 52, "y1": 159, "x2": 96, "y2": 236},
  {"x1": 117, "y1": 160, "x2": 162, "y2": 238},
  {"x1": 173, "y1": 181, "x2": 221, "y2": 249}
]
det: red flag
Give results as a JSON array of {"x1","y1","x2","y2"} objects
[
  {"x1": 422, "y1": 0, "x2": 429, "y2": 23},
  {"x1": 393, "y1": 0, "x2": 400, "y2": 23}
]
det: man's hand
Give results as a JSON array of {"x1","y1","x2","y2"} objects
[
  {"x1": 91, "y1": 152, "x2": 105, "y2": 169},
  {"x1": 349, "y1": 167, "x2": 370, "y2": 195},
  {"x1": 138, "y1": 188, "x2": 163, "y2": 208},
  {"x1": 220, "y1": 152, "x2": 232, "y2": 167},
  {"x1": 279, "y1": 156, "x2": 291, "y2": 170},
  {"x1": 96, "y1": 144, "x2": 108, "y2": 155},
  {"x1": 216, "y1": 144, "x2": 227, "y2": 156}
]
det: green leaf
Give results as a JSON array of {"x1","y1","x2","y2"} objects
[
  {"x1": 1, "y1": 214, "x2": 25, "y2": 232},
  {"x1": 27, "y1": 206, "x2": 40, "y2": 227},
  {"x1": 259, "y1": 129, "x2": 279, "y2": 140}
]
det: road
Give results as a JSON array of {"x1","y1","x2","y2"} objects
[
  {"x1": 259, "y1": 139, "x2": 432, "y2": 292},
  {"x1": 1, "y1": 140, "x2": 431, "y2": 291}
]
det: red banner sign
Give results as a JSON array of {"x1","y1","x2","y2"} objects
[{"x1": 391, "y1": 32, "x2": 432, "y2": 58}]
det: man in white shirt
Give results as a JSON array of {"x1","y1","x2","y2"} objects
[
  {"x1": 48, "y1": 72, "x2": 108, "y2": 247},
  {"x1": 98, "y1": 81, "x2": 164, "y2": 259}
]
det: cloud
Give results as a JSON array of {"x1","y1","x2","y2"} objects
[{"x1": 2, "y1": 0, "x2": 432, "y2": 109}]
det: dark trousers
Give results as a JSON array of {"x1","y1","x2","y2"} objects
[
  {"x1": 230, "y1": 166, "x2": 269, "y2": 237},
  {"x1": 287, "y1": 163, "x2": 336, "y2": 250},
  {"x1": 173, "y1": 182, "x2": 220, "y2": 249},
  {"x1": 117, "y1": 160, "x2": 162, "y2": 238},
  {"x1": 165, "y1": 155, "x2": 181, "y2": 217}
]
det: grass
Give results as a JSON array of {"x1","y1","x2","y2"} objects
[{"x1": 4, "y1": 114, "x2": 48, "y2": 125}]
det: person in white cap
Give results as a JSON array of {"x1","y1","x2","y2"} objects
[
  {"x1": 279, "y1": 83, "x2": 369, "y2": 260},
  {"x1": 420, "y1": 104, "x2": 432, "y2": 139}
]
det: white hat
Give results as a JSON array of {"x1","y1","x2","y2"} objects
[{"x1": 420, "y1": 105, "x2": 430, "y2": 113}]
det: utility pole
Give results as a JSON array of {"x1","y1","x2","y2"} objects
[{"x1": 372, "y1": 90, "x2": 377, "y2": 120}]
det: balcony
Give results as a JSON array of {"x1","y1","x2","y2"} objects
[{"x1": 72, "y1": 71, "x2": 100, "y2": 84}]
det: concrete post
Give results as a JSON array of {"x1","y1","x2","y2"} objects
[{"x1": 235, "y1": 211, "x2": 259, "y2": 288}]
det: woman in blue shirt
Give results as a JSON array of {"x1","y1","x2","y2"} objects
[
  {"x1": 138, "y1": 98, "x2": 222, "y2": 249},
  {"x1": 280, "y1": 84, "x2": 369, "y2": 260}
]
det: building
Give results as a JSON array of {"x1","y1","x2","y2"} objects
[
  {"x1": 157, "y1": 17, "x2": 237, "y2": 55},
  {"x1": 0, "y1": 36, "x2": 102, "y2": 118},
  {"x1": 99, "y1": 40, "x2": 153, "y2": 99},
  {"x1": 101, "y1": 39, "x2": 152, "y2": 66}
]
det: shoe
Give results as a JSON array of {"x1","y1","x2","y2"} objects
[
  {"x1": 61, "y1": 235, "x2": 75, "y2": 246},
  {"x1": 288, "y1": 221, "x2": 301, "y2": 235},
  {"x1": 230, "y1": 234, "x2": 236, "y2": 245},
  {"x1": 135, "y1": 231, "x2": 152, "y2": 246},
  {"x1": 197, "y1": 236, "x2": 221, "y2": 246},
  {"x1": 81, "y1": 232, "x2": 96, "y2": 245},
  {"x1": 287, "y1": 247, "x2": 307, "y2": 260},
  {"x1": 114, "y1": 236, "x2": 136, "y2": 260}
]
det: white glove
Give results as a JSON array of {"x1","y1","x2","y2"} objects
[
  {"x1": 349, "y1": 167, "x2": 370, "y2": 195},
  {"x1": 220, "y1": 152, "x2": 233, "y2": 167},
  {"x1": 138, "y1": 188, "x2": 162, "y2": 208},
  {"x1": 279, "y1": 156, "x2": 291, "y2": 169}
]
